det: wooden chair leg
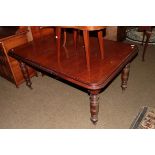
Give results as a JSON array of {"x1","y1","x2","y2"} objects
[
  {"x1": 73, "y1": 30, "x2": 77, "y2": 48},
  {"x1": 78, "y1": 30, "x2": 81, "y2": 40},
  {"x1": 83, "y1": 30, "x2": 90, "y2": 70},
  {"x1": 97, "y1": 30, "x2": 104, "y2": 59},
  {"x1": 141, "y1": 31, "x2": 146, "y2": 45},
  {"x1": 142, "y1": 31, "x2": 151, "y2": 61},
  {"x1": 63, "y1": 30, "x2": 78, "y2": 48}
]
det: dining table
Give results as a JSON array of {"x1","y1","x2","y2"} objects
[{"x1": 8, "y1": 27, "x2": 138, "y2": 124}]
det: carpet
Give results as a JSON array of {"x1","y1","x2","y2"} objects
[
  {"x1": 130, "y1": 106, "x2": 155, "y2": 129},
  {"x1": 126, "y1": 27, "x2": 155, "y2": 45}
]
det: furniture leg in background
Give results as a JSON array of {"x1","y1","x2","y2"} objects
[
  {"x1": 138, "y1": 26, "x2": 152, "y2": 61},
  {"x1": 83, "y1": 30, "x2": 91, "y2": 70},
  {"x1": 97, "y1": 30, "x2": 104, "y2": 59},
  {"x1": 63, "y1": 29, "x2": 78, "y2": 48},
  {"x1": 142, "y1": 31, "x2": 152, "y2": 61}
]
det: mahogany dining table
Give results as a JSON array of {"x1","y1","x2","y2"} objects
[{"x1": 8, "y1": 27, "x2": 138, "y2": 124}]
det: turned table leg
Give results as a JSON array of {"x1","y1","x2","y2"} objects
[
  {"x1": 121, "y1": 63, "x2": 130, "y2": 91},
  {"x1": 89, "y1": 90, "x2": 101, "y2": 124},
  {"x1": 19, "y1": 61, "x2": 32, "y2": 89}
]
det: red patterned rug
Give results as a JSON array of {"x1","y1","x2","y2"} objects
[{"x1": 130, "y1": 106, "x2": 155, "y2": 129}]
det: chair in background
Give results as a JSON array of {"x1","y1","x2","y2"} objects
[
  {"x1": 58, "y1": 27, "x2": 105, "y2": 59},
  {"x1": 63, "y1": 29, "x2": 83, "y2": 48},
  {"x1": 55, "y1": 26, "x2": 106, "y2": 71}
]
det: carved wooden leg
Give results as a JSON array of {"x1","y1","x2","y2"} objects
[
  {"x1": 98, "y1": 30, "x2": 104, "y2": 59},
  {"x1": 19, "y1": 61, "x2": 32, "y2": 89},
  {"x1": 83, "y1": 30, "x2": 90, "y2": 71},
  {"x1": 121, "y1": 63, "x2": 130, "y2": 91},
  {"x1": 89, "y1": 90, "x2": 101, "y2": 124}
]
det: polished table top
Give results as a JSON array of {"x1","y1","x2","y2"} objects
[{"x1": 9, "y1": 35, "x2": 138, "y2": 90}]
